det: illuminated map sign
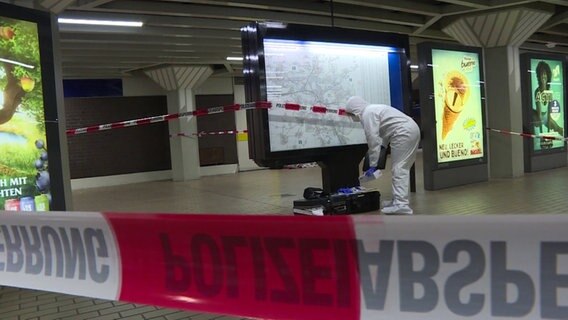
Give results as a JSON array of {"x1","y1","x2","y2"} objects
[{"x1": 263, "y1": 39, "x2": 397, "y2": 152}]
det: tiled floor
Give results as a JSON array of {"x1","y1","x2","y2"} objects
[{"x1": 2, "y1": 152, "x2": 568, "y2": 319}]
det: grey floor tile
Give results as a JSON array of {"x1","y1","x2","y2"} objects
[
  {"x1": 41, "y1": 310, "x2": 79, "y2": 320},
  {"x1": 119, "y1": 305, "x2": 156, "y2": 317},
  {"x1": 165, "y1": 312, "x2": 195, "y2": 320},
  {"x1": 60, "y1": 311, "x2": 101, "y2": 320},
  {"x1": 77, "y1": 302, "x2": 115, "y2": 313},
  {"x1": 141, "y1": 308, "x2": 182, "y2": 318},
  {"x1": 90, "y1": 314, "x2": 122, "y2": 320},
  {"x1": 19, "y1": 307, "x2": 61, "y2": 320},
  {"x1": 98, "y1": 303, "x2": 136, "y2": 315}
]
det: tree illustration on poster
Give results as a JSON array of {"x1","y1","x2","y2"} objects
[{"x1": 0, "y1": 16, "x2": 51, "y2": 211}]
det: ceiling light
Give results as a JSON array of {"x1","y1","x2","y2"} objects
[
  {"x1": 58, "y1": 18, "x2": 143, "y2": 27},
  {"x1": 0, "y1": 57, "x2": 34, "y2": 69},
  {"x1": 410, "y1": 65, "x2": 419, "y2": 69},
  {"x1": 226, "y1": 56, "x2": 244, "y2": 61}
]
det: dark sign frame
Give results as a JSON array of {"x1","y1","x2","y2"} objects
[{"x1": 241, "y1": 22, "x2": 412, "y2": 168}]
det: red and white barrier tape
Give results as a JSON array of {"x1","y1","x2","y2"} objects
[
  {"x1": 274, "y1": 102, "x2": 348, "y2": 116},
  {"x1": 1, "y1": 212, "x2": 568, "y2": 320},
  {"x1": 66, "y1": 101, "x2": 349, "y2": 136},
  {"x1": 171, "y1": 130, "x2": 248, "y2": 138},
  {"x1": 486, "y1": 127, "x2": 567, "y2": 141},
  {"x1": 65, "y1": 101, "x2": 269, "y2": 136}
]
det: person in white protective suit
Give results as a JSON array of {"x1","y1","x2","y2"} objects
[{"x1": 345, "y1": 96, "x2": 420, "y2": 215}]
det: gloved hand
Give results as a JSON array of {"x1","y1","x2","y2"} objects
[{"x1": 364, "y1": 166, "x2": 377, "y2": 177}]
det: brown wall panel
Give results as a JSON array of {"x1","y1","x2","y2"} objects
[
  {"x1": 196, "y1": 94, "x2": 237, "y2": 166},
  {"x1": 65, "y1": 96, "x2": 171, "y2": 179}
]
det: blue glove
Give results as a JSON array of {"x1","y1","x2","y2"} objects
[
  {"x1": 364, "y1": 166, "x2": 377, "y2": 177},
  {"x1": 337, "y1": 187, "x2": 353, "y2": 194}
]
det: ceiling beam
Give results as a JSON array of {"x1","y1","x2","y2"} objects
[
  {"x1": 521, "y1": 41, "x2": 568, "y2": 54},
  {"x1": 413, "y1": 29, "x2": 453, "y2": 40},
  {"x1": 488, "y1": 0, "x2": 536, "y2": 5},
  {"x1": 63, "y1": 73, "x2": 130, "y2": 79},
  {"x1": 76, "y1": 0, "x2": 115, "y2": 9},
  {"x1": 90, "y1": 0, "x2": 422, "y2": 31},
  {"x1": 436, "y1": 0, "x2": 490, "y2": 9},
  {"x1": 58, "y1": 11, "x2": 245, "y2": 30},
  {"x1": 413, "y1": 16, "x2": 442, "y2": 34},
  {"x1": 442, "y1": 0, "x2": 542, "y2": 14},
  {"x1": 60, "y1": 55, "x2": 230, "y2": 64},
  {"x1": 40, "y1": 0, "x2": 59, "y2": 8},
  {"x1": 62, "y1": 63, "x2": 149, "y2": 69},
  {"x1": 58, "y1": 24, "x2": 241, "y2": 39},
  {"x1": 51, "y1": 0, "x2": 76, "y2": 13},
  {"x1": 528, "y1": 32, "x2": 568, "y2": 46},
  {"x1": 146, "y1": 0, "x2": 426, "y2": 27},
  {"x1": 538, "y1": 25, "x2": 568, "y2": 35},
  {"x1": 0, "y1": 0, "x2": 37, "y2": 8},
  {"x1": 540, "y1": 0, "x2": 568, "y2": 5},
  {"x1": 60, "y1": 42, "x2": 242, "y2": 53},
  {"x1": 541, "y1": 10, "x2": 568, "y2": 29},
  {"x1": 61, "y1": 49, "x2": 232, "y2": 59},
  {"x1": 39, "y1": 0, "x2": 76, "y2": 13},
  {"x1": 223, "y1": 63, "x2": 234, "y2": 74},
  {"x1": 41, "y1": 0, "x2": 567, "y2": 79},
  {"x1": 331, "y1": 0, "x2": 441, "y2": 16},
  {"x1": 59, "y1": 33, "x2": 242, "y2": 47}
]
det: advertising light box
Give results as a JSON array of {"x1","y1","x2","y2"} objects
[
  {"x1": 528, "y1": 58, "x2": 565, "y2": 152},
  {"x1": 418, "y1": 42, "x2": 488, "y2": 190},
  {"x1": 521, "y1": 52, "x2": 566, "y2": 172},
  {"x1": 0, "y1": 17, "x2": 50, "y2": 210},
  {"x1": 431, "y1": 49, "x2": 484, "y2": 164},
  {"x1": 0, "y1": 3, "x2": 70, "y2": 211}
]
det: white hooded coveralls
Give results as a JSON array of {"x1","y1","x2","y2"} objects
[{"x1": 346, "y1": 96, "x2": 420, "y2": 208}]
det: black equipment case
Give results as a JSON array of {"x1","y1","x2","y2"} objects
[{"x1": 293, "y1": 191, "x2": 380, "y2": 215}]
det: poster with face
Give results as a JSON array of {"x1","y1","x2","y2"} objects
[
  {"x1": 0, "y1": 16, "x2": 50, "y2": 211},
  {"x1": 432, "y1": 49, "x2": 484, "y2": 164},
  {"x1": 529, "y1": 58, "x2": 565, "y2": 151}
]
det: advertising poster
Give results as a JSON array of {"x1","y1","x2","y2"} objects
[
  {"x1": 0, "y1": 17, "x2": 50, "y2": 211},
  {"x1": 432, "y1": 49, "x2": 484, "y2": 164},
  {"x1": 529, "y1": 58, "x2": 565, "y2": 151}
]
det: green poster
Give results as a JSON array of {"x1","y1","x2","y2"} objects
[
  {"x1": 0, "y1": 17, "x2": 50, "y2": 211},
  {"x1": 432, "y1": 49, "x2": 484, "y2": 164},
  {"x1": 529, "y1": 58, "x2": 565, "y2": 151}
]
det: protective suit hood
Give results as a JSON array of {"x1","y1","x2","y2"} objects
[{"x1": 346, "y1": 96, "x2": 369, "y2": 121}]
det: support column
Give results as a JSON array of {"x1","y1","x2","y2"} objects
[
  {"x1": 442, "y1": 4, "x2": 554, "y2": 178},
  {"x1": 484, "y1": 46, "x2": 524, "y2": 177},
  {"x1": 145, "y1": 66, "x2": 213, "y2": 181},
  {"x1": 233, "y1": 83, "x2": 260, "y2": 171}
]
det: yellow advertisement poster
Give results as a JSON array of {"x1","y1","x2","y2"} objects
[{"x1": 432, "y1": 49, "x2": 484, "y2": 163}]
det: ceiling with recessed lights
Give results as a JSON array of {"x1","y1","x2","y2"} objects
[{"x1": 2, "y1": 0, "x2": 567, "y2": 79}]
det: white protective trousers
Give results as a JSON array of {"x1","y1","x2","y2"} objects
[{"x1": 389, "y1": 120, "x2": 420, "y2": 207}]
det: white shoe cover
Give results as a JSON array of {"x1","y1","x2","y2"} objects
[
  {"x1": 381, "y1": 205, "x2": 413, "y2": 215},
  {"x1": 381, "y1": 200, "x2": 393, "y2": 208}
]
